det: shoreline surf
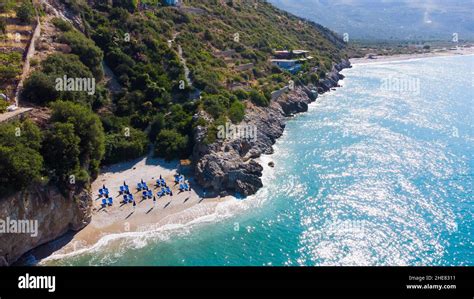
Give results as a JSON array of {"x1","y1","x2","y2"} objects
[{"x1": 350, "y1": 47, "x2": 474, "y2": 65}]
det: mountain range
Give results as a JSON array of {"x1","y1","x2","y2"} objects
[{"x1": 269, "y1": 0, "x2": 474, "y2": 41}]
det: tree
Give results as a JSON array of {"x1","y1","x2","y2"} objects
[
  {"x1": 59, "y1": 31, "x2": 104, "y2": 80},
  {"x1": 42, "y1": 122, "x2": 81, "y2": 180},
  {"x1": 0, "y1": 145, "x2": 44, "y2": 195},
  {"x1": 113, "y1": 0, "x2": 138, "y2": 12},
  {"x1": 154, "y1": 129, "x2": 189, "y2": 161},
  {"x1": 51, "y1": 17, "x2": 73, "y2": 32},
  {"x1": 21, "y1": 72, "x2": 58, "y2": 104},
  {"x1": 202, "y1": 94, "x2": 229, "y2": 119},
  {"x1": 228, "y1": 100, "x2": 245, "y2": 124},
  {"x1": 249, "y1": 89, "x2": 269, "y2": 107},
  {"x1": 15, "y1": 1, "x2": 35, "y2": 24},
  {"x1": 0, "y1": 119, "x2": 42, "y2": 150},
  {"x1": 42, "y1": 52, "x2": 94, "y2": 79},
  {"x1": 0, "y1": 120, "x2": 44, "y2": 196},
  {"x1": 167, "y1": 104, "x2": 193, "y2": 134},
  {"x1": 148, "y1": 113, "x2": 165, "y2": 141},
  {"x1": 103, "y1": 128, "x2": 148, "y2": 165},
  {"x1": 50, "y1": 101, "x2": 105, "y2": 178},
  {"x1": 21, "y1": 54, "x2": 97, "y2": 105}
]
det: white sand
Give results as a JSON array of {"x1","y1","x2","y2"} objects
[
  {"x1": 350, "y1": 46, "x2": 474, "y2": 65},
  {"x1": 39, "y1": 155, "x2": 233, "y2": 260}
]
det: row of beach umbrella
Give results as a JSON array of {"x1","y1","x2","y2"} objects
[{"x1": 98, "y1": 175, "x2": 191, "y2": 208}]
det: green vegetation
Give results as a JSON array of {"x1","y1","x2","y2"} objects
[
  {"x1": 0, "y1": 17, "x2": 6, "y2": 34},
  {"x1": 21, "y1": 71, "x2": 58, "y2": 105},
  {"x1": 154, "y1": 129, "x2": 189, "y2": 161},
  {"x1": 42, "y1": 122, "x2": 81, "y2": 183},
  {"x1": 21, "y1": 53, "x2": 98, "y2": 105},
  {"x1": 0, "y1": 120, "x2": 44, "y2": 196},
  {"x1": 0, "y1": 52, "x2": 22, "y2": 82},
  {"x1": 0, "y1": 87, "x2": 9, "y2": 112},
  {"x1": 5, "y1": 0, "x2": 347, "y2": 195},
  {"x1": 15, "y1": 0, "x2": 35, "y2": 24},
  {"x1": 228, "y1": 100, "x2": 245, "y2": 124},
  {"x1": 0, "y1": 0, "x2": 16, "y2": 13},
  {"x1": 103, "y1": 128, "x2": 148, "y2": 165},
  {"x1": 69, "y1": 0, "x2": 343, "y2": 156},
  {"x1": 48, "y1": 101, "x2": 105, "y2": 180},
  {"x1": 21, "y1": 22, "x2": 106, "y2": 107},
  {"x1": 0, "y1": 101, "x2": 107, "y2": 196},
  {"x1": 112, "y1": 0, "x2": 139, "y2": 12},
  {"x1": 0, "y1": 99, "x2": 8, "y2": 113},
  {"x1": 249, "y1": 89, "x2": 270, "y2": 107},
  {"x1": 51, "y1": 17, "x2": 74, "y2": 32},
  {"x1": 58, "y1": 30, "x2": 104, "y2": 79}
]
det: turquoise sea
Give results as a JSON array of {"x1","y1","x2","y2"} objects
[{"x1": 46, "y1": 55, "x2": 473, "y2": 266}]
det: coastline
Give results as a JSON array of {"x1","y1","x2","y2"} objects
[
  {"x1": 30, "y1": 156, "x2": 234, "y2": 264},
  {"x1": 34, "y1": 60, "x2": 352, "y2": 265},
  {"x1": 350, "y1": 46, "x2": 474, "y2": 65},
  {"x1": 30, "y1": 49, "x2": 467, "y2": 264},
  {"x1": 41, "y1": 53, "x2": 474, "y2": 265}
]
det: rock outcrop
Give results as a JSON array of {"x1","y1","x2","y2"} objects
[
  {"x1": 0, "y1": 185, "x2": 92, "y2": 266},
  {"x1": 193, "y1": 60, "x2": 351, "y2": 196},
  {"x1": 317, "y1": 59, "x2": 351, "y2": 93}
]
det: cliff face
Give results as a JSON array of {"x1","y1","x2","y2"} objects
[
  {"x1": 193, "y1": 60, "x2": 351, "y2": 196},
  {"x1": 0, "y1": 185, "x2": 92, "y2": 266}
]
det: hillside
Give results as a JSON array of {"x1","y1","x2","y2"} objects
[{"x1": 0, "y1": 0, "x2": 348, "y2": 197}]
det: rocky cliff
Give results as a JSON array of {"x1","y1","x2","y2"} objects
[
  {"x1": 0, "y1": 185, "x2": 92, "y2": 266},
  {"x1": 193, "y1": 59, "x2": 351, "y2": 196}
]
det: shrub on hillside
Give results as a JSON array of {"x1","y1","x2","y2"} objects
[
  {"x1": 0, "y1": 52, "x2": 22, "y2": 81},
  {"x1": 21, "y1": 72, "x2": 58, "y2": 104},
  {"x1": 249, "y1": 89, "x2": 270, "y2": 107},
  {"x1": 153, "y1": 129, "x2": 189, "y2": 161},
  {"x1": 51, "y1": 17, "x2": 74, "y2": 31},
  {"x1": 103, "y1": 128, "x2": 148, "y2": 165},
  {"x1": 228, "y1": 100, "x2": 245, "y2": 124},
  {"x1": 59, "y1": 31, "x2": 104, "y2": 80},
  {"x1": 0, "y1": 99, "x2": 8, "y2": 113},
  {"x1": 21, "y1": 53, "x2": 98, "y2": 106},
  {"x1": 0, "y1": 120, "x2": 44, "y2": 196},
  {"x1": 42, "y1": 122, "x2": 81, "y2": 182},
  {"x1": 49, "y1": 100, "x2": 105, "y2": 179},
  {"x1": 16, "y1": 1, "x2": 35, "y2": 24}
]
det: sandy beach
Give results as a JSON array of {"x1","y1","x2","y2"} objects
[
  {"x1": 350, "y1": 46, "x2": 474, "y2": 65},
  {"x1": 29, "y1": 156, "x2": 234, "y2": 264}
]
